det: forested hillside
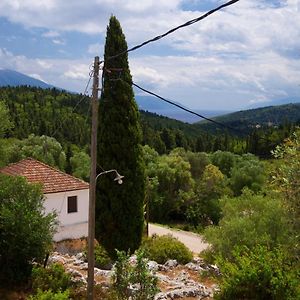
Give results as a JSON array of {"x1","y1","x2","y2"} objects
[
  {"x1": 0, "y1": 86, "x2": 299, "y2": 160},
  {"x1": 196, "y1": 103, "x2": 300, "y2": 133},
  {"x1": 0, "y1": 86, "x2": 246, "y2": 155}
]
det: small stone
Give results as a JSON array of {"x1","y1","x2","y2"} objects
[
  {"x1": 175, "y1": 270, "x2": 190, "y2": 282},
  {"x1": 75, "y1": 252, "x2": 85, "y2": 260},
  {"x1": 185, "y1": 262, "x2": 204, "y2": 272},
  {"x1": 94, "y1": 268, "x2": 113, "y2": 278},
  {"x1": 79, "y1": 262, "x2": 88, "y2": 270},
  {"x1": 48, "y1": 255, "x2": 66, "y2": 265},
  {"x1": 73, "y1": 258, "x2": 85, "y2": 266},
  {"x1": 164, "y1": 259, "x2": 178, "y2": 269},
  {"x1": 147, "y1": 260, "x2": 159, "y2": 272}
]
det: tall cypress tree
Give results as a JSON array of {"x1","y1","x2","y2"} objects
[{"x1": 95, "y1": 16, "x2": 145, "y2": 258}]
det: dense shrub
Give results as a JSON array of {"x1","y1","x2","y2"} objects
[
  {"x1": 186, "y1": 164, "x2": 228, "y2": 227},
  {"x1": 211, "y1": 151, "x2": 237, "y2": 177},
  {"x1": 215, "y1": 246, "x2": 300, "y2": 300},
  {"x1": 112, "y1": 250, "x2": 158, "y2": 300},
  {"x1": 230, "y1": 154, "x2": 266, "y2": 195},
  {"x1": 28, "y1": 289, "x2": 70, "y2": 300},
  {"x1": 31, "y1": 264, "x2": 71, "y2": 293},
  {"x1": 142, "y1": 234, "x2": 193, "y2": 264},
  {"x1": 204, "y1": 190, "x2": 291, "y2": 260},
  {"x1": 84, "y1": 243, "x2": 112, "y2": 270},
  {"x1": 0, "y1": 175, "x2": 56, "y2": 285}
]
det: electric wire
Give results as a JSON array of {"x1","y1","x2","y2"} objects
[
  {"x1": 131, "y1": 81, "x2": 244, "y2": 135},
  {"x1": 107, "y1": 0, "x2": 240, "y2": 61},
  {"x1": 132, "y1": 82, "x2": 270, "y2": 141}
]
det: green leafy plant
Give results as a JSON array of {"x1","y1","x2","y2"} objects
[
  {"x1": 0, "y1": 174, "x2": 56, "y2": 285},
  {"x1": 215, "y1": 246, "x2": 300, "y2": 300},
  {"x1": 31, "y1": 264, "x2": 71, "y2": 293},
  {"x1": 84, "y1": 243, "x2": 112, "y2": 270},
  {"x1": 142, "y1": 234, "x2": 193, "y2": 264},
  {"x1": 28, "y1": 289, "x2": 70, "y2": 300},
  {"x1": 111, "y1": 249, "x2": 158, "y2": 300},
  {"x1": 204, "y1": 189, "x2": 291, "y2": 260}
]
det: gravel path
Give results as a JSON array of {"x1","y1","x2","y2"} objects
[{"x1": 148, "y1": 223, "x2": 209, "y2": 254}]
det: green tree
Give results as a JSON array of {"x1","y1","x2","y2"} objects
[
  {"x1": 186, "y1": 164, "x2": 228, "y2": 227},
  {"x1": 160, "y1": 128, "x2": 176, "y2": 152},
  {"x1": 11, "y1": 134, "x2": 66, "y2": 170},
  {"x1": 230, "y1": 154, "x2": 266, "y2": 195},
  {"x1": 111, "y1": 250, "x2": 158, "y2": 300},
  {"x1": 216, "y1": 246, "x2": 300, "y2": 300},
  {"x1": 271, "y1": 130, "x2": 300, "y2": 255},
  {"x1": 0, "y1": 101, "x2": 13, "y2": 167},
  {"x1": 170, "y1": 148, "x2": 211, "y2": 179},
  {"x1": 0, "y1": 174, "x2": 56, "y2": 285},
  {"x1": 146, "y1": 152, "x2": 195, "y2": 222},
  {"x1": 96, "y1": 16, "x2": 145, "y2": 258},
  {"x1": 0, "y1": 101, "x2": 13, "y2": 137},
  {"x1": 204, "y1": 190, "x2": 291, "y2": 260},
  {"x1": 70, "y1": 150, "x2": 90, "y2": 181},
  {"x1": 211, "y1": 151, "x2": 237, "y2": 177}
]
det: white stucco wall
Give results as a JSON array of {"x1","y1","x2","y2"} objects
[{"x1": 43, "y1": 189, "x2": 89, "y2": 241}]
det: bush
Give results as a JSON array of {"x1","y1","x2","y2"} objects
[
  {"x1": 230, "y1": 154, "x2": 266, "y2": 195},
  {"x1": 142, "y1": 234, "x2": 193, "y2": 264},
  {"x1": 84, "y1": 243, "x2": 112, "y2": 270},
  {"x1": 84, "y1": 244, "x2": 112, "y2": 270},
  {"x1": 0, "y1": 175, "x2": 56, "y2": 285},
  {"x1": 95, "y1": 244, "x2": 113, "y2": 270},
  {"x1": 204, "y1": 190, "x2": 291, "y2": 260},
  {"x1": 211, "y1": 151, "x2": 237, "y2": 177},
  {"x1": 28, "y1": 289, "x2": 70, "y2": 300},
  {"x1": 31, "y1": 264, "x2": 71, "y2": 293},
  {"x1": 215, "y1": 246, "x2": 300, "y2": 300},
  {"x1": 112, "y1": 249, "x2": 159, "y2": 300}
]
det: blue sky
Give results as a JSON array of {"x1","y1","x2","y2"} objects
[{"x1": 0, "y1": 0, "x2": 299, "y2": 110}]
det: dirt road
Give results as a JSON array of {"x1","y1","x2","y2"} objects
[{"x1": 148, "y1": 223, "x2": 209, "y2": 254}]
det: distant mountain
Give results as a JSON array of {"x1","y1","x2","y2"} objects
[
  {"x1": 0, "y1": 69, "x2": 54, "y2": 89},
  {"x1": 135, "y1": 95, "x2": 230, "y2": 123},
  {"x1": 195, "y1": 103, "x2": 300, "y2": 134},
  {"x1": 247, "y1": 96, "x2": 300, "y2": 109}
]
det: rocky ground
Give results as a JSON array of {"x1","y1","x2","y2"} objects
[{"x1": 49, "y1": 249, "x2": 219, "y2": 300}]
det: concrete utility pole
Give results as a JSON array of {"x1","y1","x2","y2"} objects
[{"x1": 87, "y1": 56, "x2": 100, "y2": 300}]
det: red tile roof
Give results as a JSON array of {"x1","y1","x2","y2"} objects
[{"x1": 0, "y1": 158, "x2": 89, "y2": 194}]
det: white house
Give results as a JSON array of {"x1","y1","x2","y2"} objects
[{"x1": 0, "y1": 158, "x2": 89, "y2": 241}]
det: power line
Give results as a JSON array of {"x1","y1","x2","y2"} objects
[
  {"x1": 105, "y1": 69, "x2": 242, "y2": 134},
  {"x1": 131, "y1": 81, "x2": 271, "y2": 142},
  {"x1": 131, "y1": 81, "x2": 244, "y2": 135},
  {"x1": 108, "y1": 0, "x2": 240, "y2": 61}
]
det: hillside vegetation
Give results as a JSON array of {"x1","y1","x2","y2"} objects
[
  {"x1": 196, "y1": 103, "x2": 300, "y2": 134},
  {"x1": 0, "y1": 85, "x2": 299, "y2": 299}
]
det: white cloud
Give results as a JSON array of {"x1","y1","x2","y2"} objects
[
  {"x1": 88, "y1": 43, "x2": 103, "y2": 55},
  {"x1": 0, "y1": 47, "x2": 92, "y2": 93},
  {"x1": 52, "y1": 39, "x2": 65, "y2": 45},
  {"x1": 0, "y1": 0, "x2": 299, "y2": 109},
  {"x1": 29, "y1": 73, "x2": 45, "y2": 82},
  {"x1": 63, "y1": 64, "x2": 90, "y2": 80},
  {"x1": 42, "y1": 30, "x2": 60, "y2": 38}
]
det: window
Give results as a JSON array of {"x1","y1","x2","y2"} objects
[{"x1": 67, "y1": 196, "x2": 78, "y2": 213}]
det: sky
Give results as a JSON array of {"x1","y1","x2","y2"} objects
[{"x1": 0, "y1": 0, "x2": 299, "y2": 110}]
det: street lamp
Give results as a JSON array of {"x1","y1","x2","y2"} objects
[
  {"x1": 87, "y1": 169, "x2": 124, "y2": 299},
  {"x1": 96, "y1": 169, "x2": 124, "y2": 184}
]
